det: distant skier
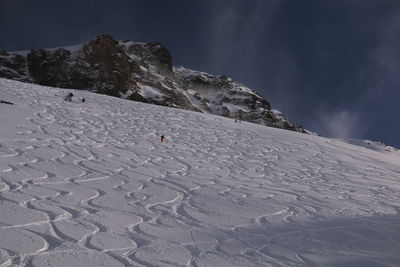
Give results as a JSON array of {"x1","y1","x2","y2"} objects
[
  {"x1": 82, "y1": 97, "x2": 85, "y2": 103},
  {"x1": 160, "y1": 135, "x2": 165, "y2": 142},
  {"x1": 64, "y1": 92, "x2": 73, "y2": 102}
]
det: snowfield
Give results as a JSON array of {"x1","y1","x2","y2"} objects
[{"x1": 0, "y1": 78, "x2": 399, "y2": 267}]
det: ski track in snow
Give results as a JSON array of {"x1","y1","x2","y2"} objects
[{"x1": 0, "y1": 78, "x2": 400, "y2": 266}]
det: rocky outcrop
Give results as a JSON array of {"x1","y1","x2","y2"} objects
[
  {"x1": 0, "y1": 99, "x2": 14, "y2": 105},
  {"x1": 122, "y1": 41, "x2": 173, "y2": 75},
  {"x1": 25, "y1": 35, "x2": 140, "y2": 96},
  {"x1": 79, "y1": 34, "x2": 139, "y2": 96},
  {"x1": 0, "y1": 34, "x2": 306, "y2": 133},
  {"x1": 27, "y1": 48, "x2": 72, "y2": 87},
  {"x1": 0, "y1": 50, "x2": 29, "y2": 81}
]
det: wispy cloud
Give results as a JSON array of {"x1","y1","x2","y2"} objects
[
  {"x1": 313, "y1": 109, "x2": 368, "y2": 139},
  {"x1": 206, "y1": 0, "x2": 281, "y2": 74}
]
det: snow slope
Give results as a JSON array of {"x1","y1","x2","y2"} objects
[{"x1": 0, "y1": 78, "x2": 399, "y2": 267}]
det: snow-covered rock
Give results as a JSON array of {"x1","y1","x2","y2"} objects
[{"x1": 0, "y1": 34, "x2": 306, "y2": 133}]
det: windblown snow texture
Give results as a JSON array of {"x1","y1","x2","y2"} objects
[{"x1": 0, "y1": 78, "x2": 399, "y2": 266}]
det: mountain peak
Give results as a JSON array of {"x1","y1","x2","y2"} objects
[{"x1": 0, "y1": 34, "x2": 306, "y2": 133}]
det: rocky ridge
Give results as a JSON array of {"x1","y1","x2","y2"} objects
[{"x1": 0, "y1": 34, "x2": 306, "y2": 132}]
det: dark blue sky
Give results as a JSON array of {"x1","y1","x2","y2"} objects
[{"x1": 1, "y1": 0, "x2": 399, "y2": 147}]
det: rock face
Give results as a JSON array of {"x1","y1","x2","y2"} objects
[
  {"x1": 25, "y1": 35, "x2": 139, "y2": 96},
  {"x1": 0, "y1": 50, "x2": 29, "y2": 81},
  {"x1": 0, "y1": 34, "x2": 306, "y2": 132},
  {"x1": 27, "y1": 48, "x2": 72, "y2": 88}
]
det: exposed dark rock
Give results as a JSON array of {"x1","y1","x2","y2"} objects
[
  {"x1": 27, "y1": 48, "x2": 72, "y2": 87},
  {"x1": 144, "y1": 42, "x2": 173, "y2": 74},
  {"x1": 127, "y1": 92, "x2": 147, "y2": 102},
  {"x1": 122, "y1": 41, "x2": 173, "y2": 75},
  {"x1": 79, "y1": 34, "x2": 139, "y2": 96},
  {"x1": 0, "y1": 100, "x2": 14, "y2": 105}
]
